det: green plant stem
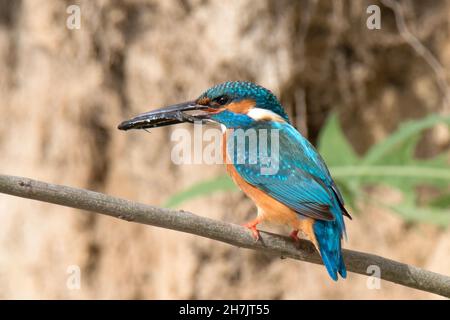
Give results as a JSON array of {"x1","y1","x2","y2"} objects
[{"x1": 330, "y1": 166, "x2": 450, "y2": 180}]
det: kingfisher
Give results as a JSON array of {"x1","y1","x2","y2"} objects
[{"x1": 118, "y1": 81, "x2": 351, "y2": 280}]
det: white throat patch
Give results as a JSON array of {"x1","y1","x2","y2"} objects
[{"x1": 247, "y1": 108, "x2": 285, "y2": 122}]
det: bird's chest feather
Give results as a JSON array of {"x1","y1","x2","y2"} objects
[
  {"x1": 222, "y1": 131, "x2": 298, "y2": 225},
  {"x1": 222, "y1": 129, "x2": 318, "y2": 247}
]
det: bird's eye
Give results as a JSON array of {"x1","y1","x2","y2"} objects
[{"x1": 212, "y1": 95, "x2": 230, "y2": 106}]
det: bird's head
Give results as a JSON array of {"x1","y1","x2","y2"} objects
[{"x1": 118, "y1": 81, "x2": 289, "y2": 131}]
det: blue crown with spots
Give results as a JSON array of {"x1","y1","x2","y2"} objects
[{"x1": 199, "y1": 81, "x2": 290, "y2": 122}]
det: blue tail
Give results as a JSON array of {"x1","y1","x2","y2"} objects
[{"x1": 313, "y1": 219, "x2": 347, "y2": 281}]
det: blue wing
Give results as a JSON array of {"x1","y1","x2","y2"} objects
[{"x1": 228, "y1": 121, "x2": 347, "y2": 223}]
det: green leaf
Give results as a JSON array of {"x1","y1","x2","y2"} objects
[
  {"x1": 389, "y1": 204, "x2": 450, "y2": 227},
  {"x1": 362, "y1": 114, "x2": 450, "y2": 165},
  {"x1": 329, "y1": 164, "x2": 450, "y2": 209},
  {"x1": 317, "y1": 113, "x2": 361, "y2": 208},
  {"x1": 318, "y1": 113, "x2": 359, "y2": 166},
  {"x1": 329, "y1": 166, "x2": 450, "y2": 181},
  {"x1": 429, "y1": 193, "x2": 450, "y2": 209},
  {"x1": 355, "y1": 114, "x2": 450, "y2": 204},
  {"x1": 164, "y1": 175, "x2": 237, "y2": 208}
]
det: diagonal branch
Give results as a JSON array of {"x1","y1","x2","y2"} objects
[{"x1": 0, "y1": 174, "x2": 449, "y2": 298}]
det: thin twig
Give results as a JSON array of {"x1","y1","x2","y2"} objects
[
  {"x1": 382, "y1": 0, "x2": 450, "y2": 111},
  {"x1": 0, "y1": 174, "x2": 449, "y2": 298}
]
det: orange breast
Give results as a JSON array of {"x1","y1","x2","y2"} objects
[{"x1": 222, "y1": 131, "x2": 318, "y2": 247}]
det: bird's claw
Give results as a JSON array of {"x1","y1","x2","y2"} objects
[
  {"x1": 289, "y1": 229, "x2": 300, "y2": 243},
  {"x1": 242, "y1": 220, "x2": 261, "y2": 241}
]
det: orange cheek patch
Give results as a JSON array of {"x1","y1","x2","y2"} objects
[
  {"x1": 226, "y1": 99, "x2": 256, "y2": 114},
  {"x1": 206, "y1": 107, "x2": 225, "y2": 114}
]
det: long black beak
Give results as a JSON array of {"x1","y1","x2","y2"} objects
[{"x1": 117, "y1": 100, "x2": 208, "y2": 131}]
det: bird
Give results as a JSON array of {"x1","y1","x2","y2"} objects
[{"x1": 118, "y1": 81, "x2": 352, "y2": 280}]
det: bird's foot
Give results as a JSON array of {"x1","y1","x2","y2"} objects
[
  {"x1": 242, "y1": 218, "x2": 261, "y2": 241},
  {"x1": 289, "y1": 229, "x2": 301, "y2": 243}
]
